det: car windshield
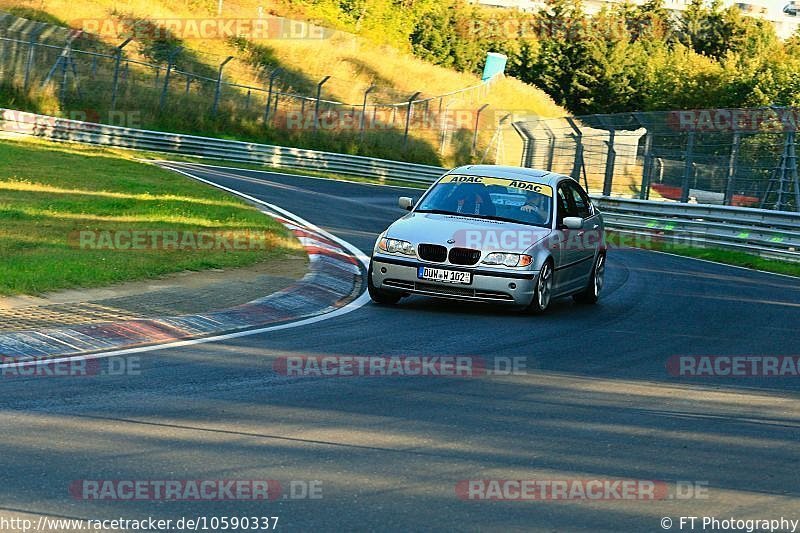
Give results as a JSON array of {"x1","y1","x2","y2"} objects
[{"x1": 415, "y1": 175, "x2": 553, "y2": 227}]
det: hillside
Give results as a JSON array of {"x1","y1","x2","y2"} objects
[{"x1": 0, "y1": 1, "x2": 565, "y2": 166}]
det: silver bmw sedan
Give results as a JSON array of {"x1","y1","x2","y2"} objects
[{"x1": 368, "y1": 165, "x2": 606, "y2": 313}]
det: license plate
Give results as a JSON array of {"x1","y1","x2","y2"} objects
[{"x1": 417, "y1": 266, "x2": 472, "y2": 284}]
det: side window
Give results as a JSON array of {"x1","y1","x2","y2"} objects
[
  {"x1": 556, "y1": 184, "x2": 575, "y2": 224},
  {"x1": 566, "y1": 182, "x2": 592, "y2": 219}
]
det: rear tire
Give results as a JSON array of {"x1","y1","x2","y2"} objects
[
  {"x1": 526, "y1": 260, "x2": 553, "y2": 314},
  {"x1": 368, "y1": 261, "x2": 402, "y2": 305},
  {"x1": 573, "y1": 253, "x2": 605, "y2": 305}
]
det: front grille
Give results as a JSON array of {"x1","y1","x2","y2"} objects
[
  {"x1": 418, "y1": 243, "x2": 447, "y2": 262},
  {"x1": 448, "y1": 247, "x2": 481, "y2": 266},
  {"x1": 384, "y1": 279, "x2": 415, "y2": 290},
  {"x1": 384, "y1": 279, "x2": 514, "y2": 302},
  {"x1": 414, "y1": 282, "x2": 514, "y2": 301}
]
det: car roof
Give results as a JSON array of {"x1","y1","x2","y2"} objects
[{"x1": 445, "y1": 165, "x2": 566, "y2": 187}]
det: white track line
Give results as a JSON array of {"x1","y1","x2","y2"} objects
[{"x1": 0, "y1": 165, "x2": 371, "y2": 370}]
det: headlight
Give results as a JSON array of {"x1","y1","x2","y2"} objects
[
  {"x1": 378, "y1": 238, "x2": 416, "y2": 256},
  {"x1": 482, "y1": 252, "x2": 532, "y2": 267}
]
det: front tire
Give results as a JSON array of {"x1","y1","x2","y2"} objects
[
  {"x1": 573, "y1": 252, "x2": 605, "y2": 305},
  {"x1": 368, "y1": 261, "x2": 402, "y2": 305},
  {"x1": 526, "y1": 260, "x2": 553, "y2": 314}
]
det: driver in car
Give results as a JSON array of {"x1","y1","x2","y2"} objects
[
  {"x1": 519, "y1": 190, "x2": 549, "y2": 223},
  {"x1": 447, "y1": 183, "x2": 495, "y2": 216}
]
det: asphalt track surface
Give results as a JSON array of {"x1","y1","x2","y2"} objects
[{"x1": 1, "y1": 163, "x2": 799, "y2": 532}]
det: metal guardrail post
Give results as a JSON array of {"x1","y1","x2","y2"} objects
[
  {"x1": 681, "y1": 131, "x2": 696, "y2": 203},
  {"x1": 403, "y1": 91, "x2": 421, "y2": 149},
  {"x1": 110, "y1": 38, "x2": 132, "y2": 111},
  {"x1": 159, "y1": 46, "x2": 182, "y2": 112},
  {"x1": 264, "y1": 67, "x2": 283, "y2": 125},
  {"x1": 360, "y1": 85, "x2": 376, "y2": 144},
  {"x1": 211, "y1": 56, "x2": 234, "y2": 118},
  {"x1": 313, "y1": 76, "x2": 331, "y2": 133},
  {"x1": 724, "y1": 131, "x2": 741, "y2": 206}
]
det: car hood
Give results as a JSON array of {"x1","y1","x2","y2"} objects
[{"x1": 385, "y1": 213, "x2": 552, "y2": 254}]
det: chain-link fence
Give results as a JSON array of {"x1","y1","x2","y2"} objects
[
  {"x1": 0, "y1": 12, "x2": 510, "y2": 165},
  {"x1": 513, "y1": 108, "x2": 800, "y2": 212}
]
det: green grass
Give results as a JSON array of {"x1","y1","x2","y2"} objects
[
  {"x1": 607, "y1": 230, "x2": 800, "y2": 277},
  {"x1": 0, "y1": 138, "x2": 301, "y2": 296}
]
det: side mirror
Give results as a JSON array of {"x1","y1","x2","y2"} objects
[
  {"x1": 398, "y1": 197, "x2": 414, "y2": 211},
  {"x1": 562, "y1": 216, "x2": 583, "y2": 230}
]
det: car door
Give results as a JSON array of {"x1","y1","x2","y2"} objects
[
  {"x1": 564, "y1": 180, "x2": 599, "y2": 283},
  {"x1": 552, "y1": 182, "x2": 582, "y2": 293}
]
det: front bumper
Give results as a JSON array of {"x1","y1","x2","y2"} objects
[{"x1": 370, "y1": 255, "x2": 538, "y2": 306}]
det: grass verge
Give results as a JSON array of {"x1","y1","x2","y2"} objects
[{"x1": 0, "y1": 137, "x2": 302, "y2": 296}]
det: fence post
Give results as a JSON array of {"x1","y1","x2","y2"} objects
[
  {"x1": 472, "y1": 104, "x2": 489, "y2": 154},
  {"x1": 565, "y1": 117, "x2": 586, "y2": 189},
  {"x1": 403, "y1": 91, "x2": 421, "y2": 149},
  {"x1": 313, "y1": 76, "x2": 331, "y2": 133},
  {"x1": 110, "y1": 38, "x2": 132, "y2": 111},
  {"x1": 639, "y1": 131, "x2": 654, "y2": 200},
  {"x1": 603, "y1": 128, "x2": 617, "y2": 197},
  {"x1": 541, "y1": 121, "x2": 556, "y2": 171},
  {"x1": 264, "y1": 67, "x2": 283, "y2": 124},
  {"x1": 681, "y1": 131, "x2": 696, "y2": 203},
  {"x1": 481, "y1": 113, "x2": 511, "y2": 164},
  {"x1": 510, "y1": 122, "x2": 530, "y2": 167},
  {"x1": 211, "y1": 56, "x2": 233, "y2": 118},
  {"x1": 440, "y1": 99, "x2": 454, "y2": 155},
  {"x1": 159, "y1": 46, "x2": 182, "y2": 112},
  {"x1": 723, "y1": 131, "x2": 741, "y2": 206},
  {"x1": 360, "y1": 85, "x2": 375, "y2": 144},
  {"x1": 631, "y1": 113, "x2": 653, "y2": 200},
  {"x1": 23, "y1": 27, "x2": 46, "y2": 90}
]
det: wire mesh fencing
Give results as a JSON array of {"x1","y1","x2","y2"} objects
[
  {"x1": 513, "y1": 108, "x2": 800, "y2": 212},
  {"x1": 0, "y1": 13, "x2": 507, "y2": 165}
]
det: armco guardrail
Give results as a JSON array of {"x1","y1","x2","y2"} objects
[
  {"x1": 1, "y1": 108, "x2": 798, "y2": 263},
  {"x1": 592, "y1": 197, "x2": 800, "y2": 263},
  {"x1": 0, "y1": 108, "x2": 446, "y2": 184}
]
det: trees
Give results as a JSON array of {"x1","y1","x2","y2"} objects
[{"x1": 301, "y1": 0, "x2": 800, "y2": 114}]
